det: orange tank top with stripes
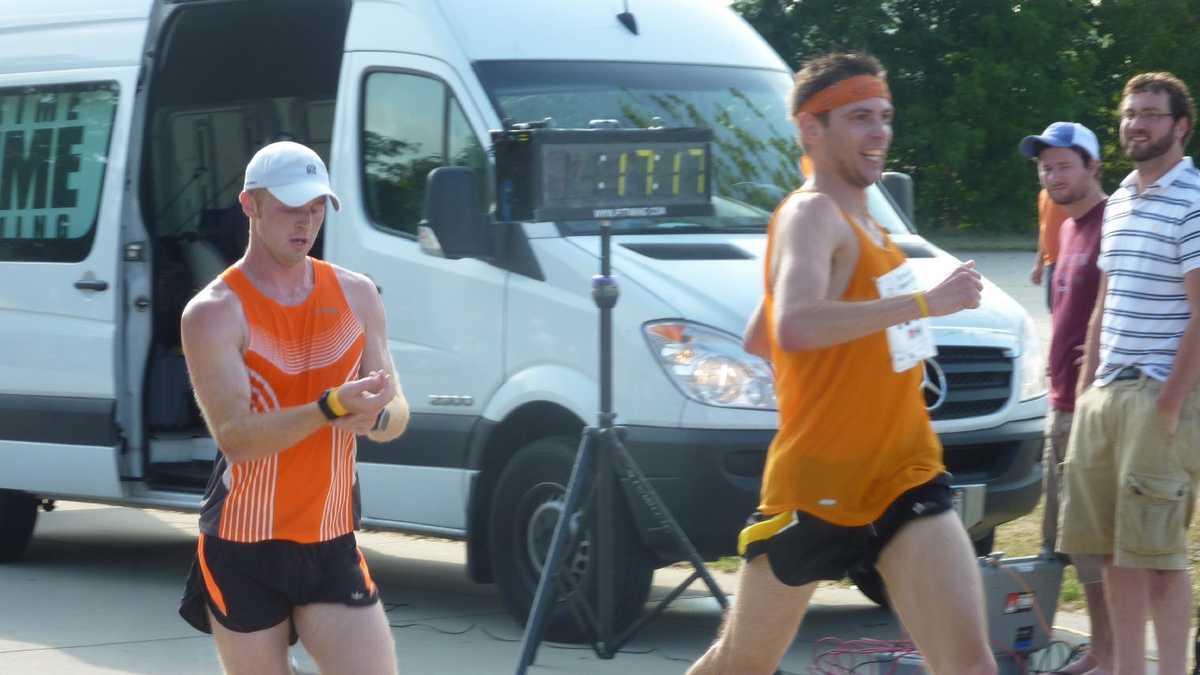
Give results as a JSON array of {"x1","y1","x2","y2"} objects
[
  {"x1": 199, "y1": 258, "x2": 366, "y2": 544},
  {"x1": 760, "y1": 197, "x2": 943, "y2": 526}
]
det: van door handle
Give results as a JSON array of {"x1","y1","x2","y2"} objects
[{"x1": 74, "y1": 279, "x2": 109, "y2": 291}]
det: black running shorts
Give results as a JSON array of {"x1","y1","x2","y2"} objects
[
  {"x1": 179, "y1": 532, "x2": 380, "y2": 637},
  {"x1": 740, "y1": 473, "x2": 955, "y2": 587}
]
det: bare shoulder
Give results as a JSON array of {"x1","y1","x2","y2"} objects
[
  {"x1": 328, "y1": 261, "x2": 385, "y2": 326},
  {"x1": 776, "y1": 191, "x2": 848, "y2": 246},
  {"x1": 181, "y1": 279, "x2": 245, "y2": 348},
  {"x1": 328, "y1": 262, "x2": 378, "y2": 302}
]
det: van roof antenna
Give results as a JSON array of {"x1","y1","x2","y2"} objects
[{"x1": 617, "y1": 1, "x2": 638, "y2": 35}]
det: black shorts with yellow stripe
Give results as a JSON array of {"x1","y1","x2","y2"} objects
[
  {"x1": 179, "y1": 532, "x2": 379, "y2": 639},
  {"x1": 739, "y1": 473, "x2": 953, "y2": 587}
]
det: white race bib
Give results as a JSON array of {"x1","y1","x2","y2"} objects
[{"x1": 875, "y1": 262, "x2": 937, "y2": 372}]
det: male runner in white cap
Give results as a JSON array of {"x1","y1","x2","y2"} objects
[{"x1": 179, "y1": 141, "x2": 410, "y2": 674}]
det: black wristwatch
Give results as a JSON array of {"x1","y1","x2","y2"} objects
[
  {"x1": 372, "y1": 408, "x2": 390, "y2": 432},
  {"x1": 317, "y1": 389, "x2": 340, "y2": 421}
]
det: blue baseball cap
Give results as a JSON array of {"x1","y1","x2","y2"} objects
[{"x1": 1019, "y1": 122, "x2": 1100, "y2": 162}]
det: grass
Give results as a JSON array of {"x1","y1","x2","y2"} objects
[{"x1": 994, "y1": 501, "x2": 1200, "y2": 613}]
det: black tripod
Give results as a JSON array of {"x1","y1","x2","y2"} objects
[{"x1": 513, "y1": 221, "x2": 729, "y2": 673}]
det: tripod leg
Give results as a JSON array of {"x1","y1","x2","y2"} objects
[
  {"x1": 515, "y1": 428, "x2": 596, "y2": 675},
  {"x1": 612, "y1": 435, "x2": 729, "y2": 609},
  {"x1": 594, "y1": 428, "x2": 616, "y2": 657}
]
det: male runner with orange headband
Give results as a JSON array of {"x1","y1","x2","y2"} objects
[{"x1": 688, "y1": 52, "x2": 995, "y2": 675}]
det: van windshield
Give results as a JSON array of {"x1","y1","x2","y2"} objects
[{"x1": 476, "y1": 61, "x2": 909, "y2": 236}]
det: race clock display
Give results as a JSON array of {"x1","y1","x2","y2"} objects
[{"x1": 493, "y1": 127, "x2": 714, "y2": 222}]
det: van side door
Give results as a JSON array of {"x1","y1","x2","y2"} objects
[
  {"x1": 0, "y1": 72, "x2": 135, "y2": 498},
  {"x1": 327, "y1": 52, "x2": 503, "y2": 531}
]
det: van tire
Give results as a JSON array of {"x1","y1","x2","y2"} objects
[
  {"x1": 0, "y1": 490, "x2": 38, "y2": 563},
  {"x1": 972, "y1": 529, "x2": 995, "y2": 557},
  {"x1": 488, "y1": 436, "x2": 654, "y2": 643},
  {"x1": 848, "y1": 565, "x2": 889, "y2": 608},
  {"x1": 849, "y1": 528, "x2": 998, "y2": 608}
]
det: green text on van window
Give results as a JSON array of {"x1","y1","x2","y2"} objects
[{"x1": 0, "y1": 83, "x2": 118, "y2": 259}]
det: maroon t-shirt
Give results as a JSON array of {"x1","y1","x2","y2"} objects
[{"x1": 1049, "y1": 199, "x2": 1106, "y2": 411}]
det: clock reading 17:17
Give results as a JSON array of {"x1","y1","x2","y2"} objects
[{"x1": 540, "y1": 140, "x2": 712, "y2": 215}]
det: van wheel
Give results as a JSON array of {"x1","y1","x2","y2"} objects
[
  {"x1": 972, "y1": 529, "x2": 996, "y2": 557},
  {"x1": 848, "y1": 565, "x2": 889, "y2": 608},
  {"x1": 0, "y1": 490, "x2": 38, "y2": 563},
  {"x1": 489, "y1": 436, "x2": 654, "y2": 644}
]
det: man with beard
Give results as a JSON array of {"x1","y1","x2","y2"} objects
[
  {"x1": 1018, "y1": 122, "x2": 1112, "y2": 675},
  {"x1": 1059, "y1": 73, "x2": 1200, "y2": 675},
  {"x1": 689, "y1": 52, "x2": 994, "y2": 675}
]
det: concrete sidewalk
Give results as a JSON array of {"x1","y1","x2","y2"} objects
[{"x1": 0, "y1": 503, "x2": 1133, "y2": 674}]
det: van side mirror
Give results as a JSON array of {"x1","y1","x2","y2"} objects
[
  {"x1": 418, "y1": 167, "x2": 492, "y2": 259},
  {"x1": 881, "y1": 171, "x2": 915, "y2": 229}
]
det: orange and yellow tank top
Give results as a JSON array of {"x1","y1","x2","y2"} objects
[
  {"x1": 199, "y1": 258, "x2": 366, "y2": 543},
  {"x1": 759, "y1": 198, "x2": 943, "y2": 526}
]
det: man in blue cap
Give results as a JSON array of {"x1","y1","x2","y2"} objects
[{"x1": 1018, "y1": 121, "x2": 1112, "y2": 675}]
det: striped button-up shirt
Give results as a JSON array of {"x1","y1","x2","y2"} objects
[{"x1": 1096, "y1": 156, "x2": 1200, "y2": 384}]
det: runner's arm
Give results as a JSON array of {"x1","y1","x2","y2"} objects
[
  {"x1": 353, "y1": 278, "x2": 410, "y2": 443},
  {"x1": 772, "y1": 194, "x2": 979, "y2": 350},
  {"x1": 743, "y1": 297, "x2": 770, "y2": 359},
  {"x1": 181, "y1": 291, "x2": 330, "y2": 463}
]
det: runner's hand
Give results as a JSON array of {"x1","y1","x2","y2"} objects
[
  {"x1": 925, "y1": 261, "x2": 983, "y2": 317},
  {"x1": 336, "y1": 370, "x2": 394, "y2": 417}
]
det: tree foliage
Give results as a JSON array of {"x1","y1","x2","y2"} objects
[{"x1": 733, "y1": 0, "x2": 1200, "y2": 232}]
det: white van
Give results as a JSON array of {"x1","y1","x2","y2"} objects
[{"x1": 0, "y1": 0, "x2": 1046, "y2": 636}]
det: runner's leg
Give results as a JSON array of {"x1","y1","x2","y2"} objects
[
  {"x1": 207, "y1": 609, "x2": 293, "y2": 675},
  {"x1": 293, "y1": 601, "x2": 397, "y2": 675},
  {"x1": 687, "y1": 556, "x2": 816, "y2": 675},
  {"x1": 876, "y1": 511, "x2": 996, "y2": 675}
]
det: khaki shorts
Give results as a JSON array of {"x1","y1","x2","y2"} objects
[
  {"x1": 1059, "y1": 375, "x2": 1200, "y2": 569},
  {"x1": 1043, "y1": 409, "x2": 1103, "y2": 584}
]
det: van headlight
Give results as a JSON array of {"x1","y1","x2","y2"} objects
[
  {"x1": 643, "y1": 321, "x2": 777, "y2": 410},
  {"x1": 1019, "y1": 316, "x2": 1048, "y2": 401}
]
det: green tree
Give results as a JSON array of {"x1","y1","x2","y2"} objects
[
  {"x1": 1089, "y1": 0, "x2": 1200, "y2": 188},
  {"x1": 733, "y1": 0, "x2": 1114, "y2": 233}
]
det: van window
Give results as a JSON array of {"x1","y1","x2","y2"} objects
[
  {"x1": 362, "y1": 73, "x2": 485, "y2": 236},
  {"x1": 0, "y1": 82, "x2": 119, "y2": 262}
]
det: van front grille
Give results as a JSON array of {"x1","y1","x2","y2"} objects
[{"x1": 926, "y1": 347, "x2": 1013, "y2": 421}]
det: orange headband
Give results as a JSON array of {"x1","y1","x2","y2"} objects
[{"x1": 799, "y1": 75, "x2": 891, "y2": 115}]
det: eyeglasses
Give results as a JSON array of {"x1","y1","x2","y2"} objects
[{"x1": 1119, "y1": 110, "x2": 1176, "y2": 123}]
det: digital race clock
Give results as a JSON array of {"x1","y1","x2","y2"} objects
[{"x1": 492, "y1": 126, "x2": 715, "y2": 222}]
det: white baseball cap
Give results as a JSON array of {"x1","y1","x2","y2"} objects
[
  {"x1": 1018, "y1": 122, "x2": 1101, "y2": 162},
  {"x1": 243, "y1": 141, "x2": 341, "y2": 211}
]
